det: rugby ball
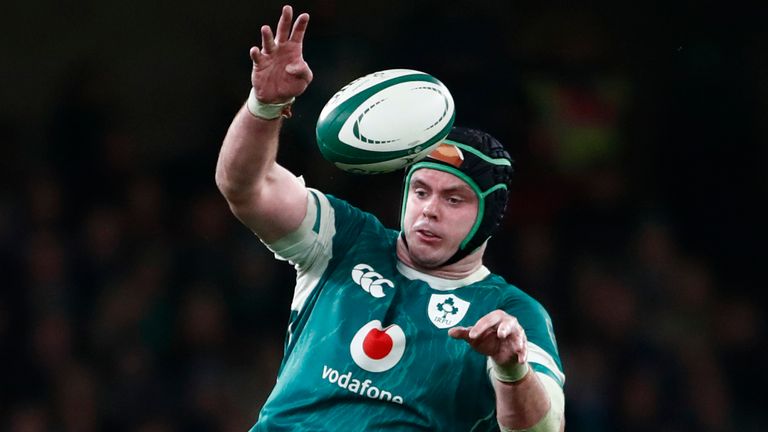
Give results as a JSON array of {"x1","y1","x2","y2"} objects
[{"x1": 316, "y1": 69, "x2": 455, "y2": 174}]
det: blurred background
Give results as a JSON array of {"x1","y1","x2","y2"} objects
[{"x1": 1, "y1": 1, "x2": 766, "y2": 431}]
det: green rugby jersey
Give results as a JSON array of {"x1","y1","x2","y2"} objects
[{"x1": 251, "y1": 189, "x2": 564, "y2": 431}]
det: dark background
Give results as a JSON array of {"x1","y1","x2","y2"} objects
[{"x1": 1, "y1": 1, "x2": 766, "y2": 430}]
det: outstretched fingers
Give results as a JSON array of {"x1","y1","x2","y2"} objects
[
  {"x1": 250, "y1": 46, "x2": 262, "y2": 64},
  {"x1": 275, "y1": 5, "x2": 293, "y2": 43},
  {"x1": 250, "y1": 6, "x2": 313, "y2": 101},
  {"x1": 257, "y1": 7, "x2": 308, "y2": 57},
  {"x1": 261, "y1": 24, "x2": 276, "y2": 54},
  {"x1": 289, "y1": 13, "x2": 310, "y2": 43}
]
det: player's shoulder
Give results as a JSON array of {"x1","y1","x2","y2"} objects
[
  {"x1": 320, "y1": 192, "x2": 398, "y2": 242},
  {"x1": 477, "y1": 272, "x2": 564, "y2": 385},
  {"x1": 324, "y1": 193, "x2": 376, "y2": 222},
  {"x1": 477, "y1": 273, "x2": 551, "y2": 321}
]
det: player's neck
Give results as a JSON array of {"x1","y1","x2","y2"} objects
[{"x1": 396, "y1": 238, "x2": 485, "y2": 280}]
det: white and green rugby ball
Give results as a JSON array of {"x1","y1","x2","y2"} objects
[{"x1": 316, "y1": 69, "x2": 455, "y2": 174}]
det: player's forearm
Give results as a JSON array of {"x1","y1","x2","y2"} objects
[
  {"x1": 215, "y1": 104, "x2": 282, "y2": 202},
  {"x1": 493, "y1": 368, "x2": 563, "y2": 431}
]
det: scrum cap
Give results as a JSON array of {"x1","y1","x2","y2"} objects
[{"x1": 400, "y1": 127, "x2": 513, "y2": 265}]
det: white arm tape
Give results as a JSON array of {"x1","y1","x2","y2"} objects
[
  {"x1": 246, "y1": 88, "x2": 295, "y2": 120},
  {"x1": 491, "y1": 360, "x2": 530, "y2": 383},
  {"x1": 500, "y1": 373, "x2": 565, "y2": 432}
]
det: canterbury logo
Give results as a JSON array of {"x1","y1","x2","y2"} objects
[{"x1": 351, "y1": 264, "x2": 394, "y2": 298}]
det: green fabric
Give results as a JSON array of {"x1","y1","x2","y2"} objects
[{"x1": 251, "y1": 195, "x2": 563, "y2": 432}]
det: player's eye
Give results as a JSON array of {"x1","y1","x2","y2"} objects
[
  {"x1": 446, "y1": 196, "x2": 463, "y2": 205},
  {"x1": 413, "y1": 188, "x2": 428, "y2": 198}
]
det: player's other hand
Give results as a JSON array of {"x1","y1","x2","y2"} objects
[
  {"x1": 448, "y1": 310, "x2": 527, "y2": 368},
  {"x1": 250, "y1": 5, "x2": 313, "y2": 103}
]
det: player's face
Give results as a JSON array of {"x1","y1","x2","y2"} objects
[{"x1": 402, "y1": 169, "x2": 479, "y2": 268}]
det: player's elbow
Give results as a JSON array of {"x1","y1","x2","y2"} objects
[
  {"x1": 218, "y1": 185, "x2": 255, "y2": 216},
  {"x1": 216, "y1": 166, "x2": 253, "y2": 204},
  {"x1": 215, "y1": 168, "x2": 235, "y2": 200}
]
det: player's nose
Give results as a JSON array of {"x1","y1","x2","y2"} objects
[{"x1": 421, "y1": 198, "x2": 438, "y2": 219}]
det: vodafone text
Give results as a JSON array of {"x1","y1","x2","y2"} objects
[{"x1": 321, "y1": 365, "x2": 404, "y2": 404}]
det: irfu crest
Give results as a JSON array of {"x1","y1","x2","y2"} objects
[{"x1": 427, "y1": 294, "x2": 470, "y2": 329}]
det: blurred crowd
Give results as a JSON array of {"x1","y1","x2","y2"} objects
[{"x1": 1, "y1": 2, "x2": 765, "y2": 431}]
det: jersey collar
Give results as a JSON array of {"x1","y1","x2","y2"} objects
[{"x1": 395, "y1": 261, "x2": 490, "y2": 290}]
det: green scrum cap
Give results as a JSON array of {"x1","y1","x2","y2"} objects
[{"x1": 400, "y1": 127, "x2": 514, "y2": 265}]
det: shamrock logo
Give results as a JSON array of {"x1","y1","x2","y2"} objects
[{"x1": 436, "y1": 297, "x2": 459, "y2": 319}]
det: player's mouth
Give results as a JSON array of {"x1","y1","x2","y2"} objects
[{"x1": 414, "y1": 228, "x2": 441, "y2": 244}]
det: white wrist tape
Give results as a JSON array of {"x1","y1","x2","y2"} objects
[
  {"x1": 491, "y1": 360, "x2": 530, "y2": 383},
  {"x1": 246, "y1": 88, "x2": 295, "y2": 120}
]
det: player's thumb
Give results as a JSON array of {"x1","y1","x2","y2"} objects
[
  {"x1": 286, "y1": 61, "x2": 312, "y2": 81},
  {"x1": 448, "y1": 326, "x2": 470, "y2": 340}
]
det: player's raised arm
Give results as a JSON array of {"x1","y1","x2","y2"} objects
[{"x1": 215, "y1": 5, "x2": 313, "y2": 243}]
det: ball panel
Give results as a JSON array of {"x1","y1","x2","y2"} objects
[
  {"x1": 339, "y1": 81, "x2": 453, "y2": 152},
  {"x1": 316, "y1": 72, "x2": 454, "y2": 164},
  {"x1": 318, "y1": 69, "x2": 425, "y2": 120},
  {"x1": 317, "y1": 72, "x2": 439, "y2": 154},
  {"x1": 316, "y1": 69, "x2": 456, "y2": 173}
]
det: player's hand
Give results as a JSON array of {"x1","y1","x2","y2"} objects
[
  {"x1": 448, "y1": 310, "x2": 528, "y2": 368},
  {"x1": 250, "y1": 5, "x2": 313, "y2": 103}
]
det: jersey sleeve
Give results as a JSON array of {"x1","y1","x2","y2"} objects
[
  {"x1": 261, "y1": 187, "x2": 372, "y2": 313},
  {"x1": 500, "y1": 294, "x2": 565, "y2": 388},
  {"x1": 263, "y1": 188, "x2": 329, "y2": 267},
  {"x1": 260, "y1": 188, "x2": 333, "y2": 313}
]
